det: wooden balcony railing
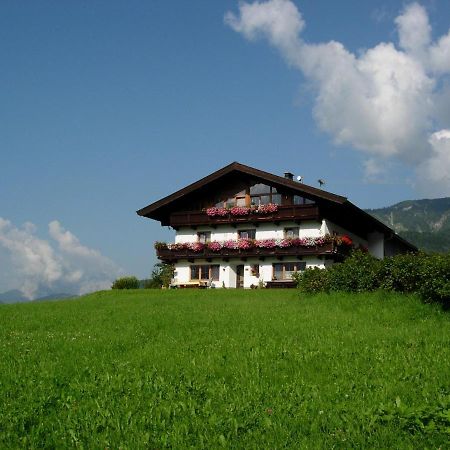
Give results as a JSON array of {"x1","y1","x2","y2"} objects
[
  {"x1": 156, "y1": 242, "x2": 338, "y2": 262},
  {"x1": 169, "y1": 204, "x2": 320, "y2": 228}
]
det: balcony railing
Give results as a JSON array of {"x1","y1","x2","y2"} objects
[
  {"x1": 169, "y1": 204, "x2": 320, "y2": 228},
  {"x1": 156, "y1": 242, "x2": 339, "y2": 262}
]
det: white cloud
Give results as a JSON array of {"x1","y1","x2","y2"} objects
[
  {"x1": 225, "y1": 1, "x2": 450, "y2": 195},
  {"x1": 395, "y1": 3, "x2": 431, "y2": 59},
  {"x1": 363, "y1": 158, "x2": 384, "y2": 181},
  {"x1": 0, "y1": 218, "x2": 122, "y2": 299},
  {"x1": 419, "y1": 130, "x2": 450, "y2": 195},
  {"x1": 225, "y1": 0, "x2": 304, "y2": 65}
]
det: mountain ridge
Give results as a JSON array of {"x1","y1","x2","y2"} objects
[{"x1": 366, "y1": 197, "x2": 450, "y2": 253}]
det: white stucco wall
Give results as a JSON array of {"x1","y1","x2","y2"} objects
[
  {"x1": 368, "y1": 231, "x2": 384, "y2": 259},
  {"x1": 174, "y1": 221, "x2": 324, "y2": 244},
  {"x1": 172, "y1": 257, "x2": 326, "y2": 288},
  {"x1": 323, "y1": 220, "x2": 369, "y2": 248}
]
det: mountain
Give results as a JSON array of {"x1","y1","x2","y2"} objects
[
  {"x1": 366, "y1": 197, "x2": 450, "y2": 253},
  {"x1": 0, "y1": 289, "x2": 29, "y2": 304},
  {"x1": 34, "y1": 293, "x2": 78, "y2": 302},
  {"x1": 0, "y1": 290, "x2": 78, "y2": 304}
]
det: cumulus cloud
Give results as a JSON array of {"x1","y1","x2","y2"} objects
[
  {"x1": 0, "y1": 218, "x2": 122, "y2": 299},
  {"x1": 419, "y1": 130, "x2": 450, "y2": 191},
  {"x1": 225, "y1": 1, "x2": 450, "y2": 195}
]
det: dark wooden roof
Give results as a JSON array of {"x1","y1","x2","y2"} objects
[
  {"x1": 136, "y1": 161, "x2": 416, "y2": 252},
  {"x1": 137, "y1": 161, "x2": 347, "y2": 217}
]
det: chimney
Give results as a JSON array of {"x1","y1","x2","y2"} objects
[{"x1": 284, "y1": 172, "x2": 294, "y2": 181}]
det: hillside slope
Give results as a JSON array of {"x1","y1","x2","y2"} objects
[
  {"x1": 366, "y1": 197, "x2": 450, "y2": 253},
  {"x1": 0, "y1": 290, "x2": 449, "y2": 448}
]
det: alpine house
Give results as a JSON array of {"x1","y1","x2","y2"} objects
[{"x1": 137, "y1": 162, "x2": 416, "y2": 288}]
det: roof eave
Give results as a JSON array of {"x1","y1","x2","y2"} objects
[{"x1": 137, "y1": 161, "x2": 347, "y2": 218}]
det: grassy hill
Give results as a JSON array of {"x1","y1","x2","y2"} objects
[
  {"x1": 366, "y1": 197, "x2": 450, "y2": 252},
  {"x1": 0, "y1": 290, "x2": 449, "y2": 448}
]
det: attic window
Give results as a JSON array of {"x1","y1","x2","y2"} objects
[
  {"x1": 249, "y1": 183, "x2": 281, "y2": 206},
  {"x1": 216, "y1": 189, "x2": 247, "y2": 208},
  {"x1": 294, "y1": 195, "x2": 315, "y2": 205}
]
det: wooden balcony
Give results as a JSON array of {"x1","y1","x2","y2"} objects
[
  {"x1": 169, "y1": 204, "x2": 320, "y2": 228},
  {"x1": 156, "y1": 242, "x2": 339, "y2": 263}
]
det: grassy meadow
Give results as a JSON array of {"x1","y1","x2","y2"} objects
[{"x1": 0, "y1": 289, "x2": 449, "y2": 448}]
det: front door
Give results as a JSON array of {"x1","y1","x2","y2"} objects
[{"x1": 236, "y1": 265, "x2": 245, "y2": 288}]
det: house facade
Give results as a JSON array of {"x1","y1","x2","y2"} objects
[{"x1": 137, "y1": 162, "x2": 416, "y2": 288}]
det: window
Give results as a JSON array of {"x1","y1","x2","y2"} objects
[
  {"x1": 294, "y1": 195, "x2": 315, "y2": 205},
  {"x1": 249, "y1": 183, "x2": 281, "y2": 205},
  {"x1": 272, "y1": 262, "x2": 306, "y2": 280},
  {"x1": 197, "y1": 231, "x2": 211, "y2": 244},
  {"x1": 294, "y1": 195, "x2": 304, "y2": 205},
  {"x1": 217, "y1": 189, "x2": 248, "y2": 208},
  {"x1": 212, "y1": 184, "x2": 284, "y2": 208},
  {"x1": 238, "y1": 229, "x2": 256, "y2": 240},
  {"x1": 284, "y1": 227, "x2": 299, "y2": 239},
  {"x1": 250, "y1": 264, "x2": 260, "y2": 277},
  {"x1": 190, "y1": 265, "x2": 220, "y2": 281}
]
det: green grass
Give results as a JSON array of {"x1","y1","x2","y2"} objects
[{"x1": 0, "y1": 290, "x2": 449, "y2": 449}]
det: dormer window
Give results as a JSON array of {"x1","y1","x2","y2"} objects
[{"x1": 197, "y1": 231, "x2": 211, "y2": 244}]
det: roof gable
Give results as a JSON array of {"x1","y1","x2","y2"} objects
[{"x1": 137, "y1": 162, "x2": 347, "y2": 221}]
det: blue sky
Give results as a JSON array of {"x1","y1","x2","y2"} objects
[{"x1": 1, "y1": 0, "x2": 450, "y2": 297}]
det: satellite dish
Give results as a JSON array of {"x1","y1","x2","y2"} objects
[
  {"x1": 296, "y1": 175, "x2": 303, "y2": 182},
  {"x1": 318, "y1": 179, "x2": 325, "y2": 187}
]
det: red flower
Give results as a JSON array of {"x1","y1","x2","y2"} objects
[{"x1": 341, "y1": 235, "x2": 353, "y2": 246}]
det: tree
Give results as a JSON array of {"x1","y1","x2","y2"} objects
[
  {"x1": 111, "y1": 276, "x2": 140, "y2": 290},
  {"x1": 144, "y1": 263, "x2": 174, "y2": 288}
]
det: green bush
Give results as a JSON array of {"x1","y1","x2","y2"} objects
[
  {"x1": 379, "y1": 253, "x2": 424, "y2": 293},
  {"x1": 418, "y1": 253, "x2": 450, "y2": 307},
  {"x1": 297, "y1": 250, "x2": 450, "y2": 309},
  {"x1": 111, "y1": 276, "x2": 140, "y2": 290},
  {"x1": 327, "y1": 250, "x2": 382, "y2": 293},
  {"x1": 297, "y1": 267, "x2": 329, "y2": 294}
]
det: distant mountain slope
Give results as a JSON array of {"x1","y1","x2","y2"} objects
[
  {"x1": 0, "y1": 290, "x2": 29, "y2": 303},
  {"x1": 0, "y1": 290, "x2": 78, "y2": 304},
  {"x1": 366, "y1": 197, "x2": 450, "y2": 253}
]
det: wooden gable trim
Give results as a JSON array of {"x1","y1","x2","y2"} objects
[{"x1": 136, "y1": 161, "x2": 347, "y2": 218}]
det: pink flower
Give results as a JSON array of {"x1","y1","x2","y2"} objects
[
  {"x1": 223, "y1": 240, "x2": 239, "y2": 249},
  {"x1": 168, "y1": 243, "x2": 187, "y2": 251},
  {"x1": 255, "y1": 203, "x2": 278, "y2": 214},
  {"x1": 206, "y1": 207, "x2": 228, "y2": 217},
  {"x1": 187, "y1": 242, "x2": 205, "y2": 252},
  {"x1": 237, "y1": 238, "x2": 254, "y2": 249},
  {"x1": 230, "y1": 206, "x2": 250, "y2": 216},
  {"x1": 207, "y1": 241, "x2": 223, "y2": 252},
  {"x1": 299, "y1": 237, "x2": 317, "y2": 247},
  {"x1": 278, "y1": 238, "x2": 293, "y2": 248},
  {"x1": 291, "y1": 238, "x2": 302, "y2": 247},
  {"x1": 255, "y1": 239, "x2": 276, "y2": 248}
]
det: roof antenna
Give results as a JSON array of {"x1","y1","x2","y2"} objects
[
  {"x1": 318, "y1": 179, "x2": 325, "y2": 188},
  {"x1": 296, "y1": 175, "x2": 303, "y2": 183}
]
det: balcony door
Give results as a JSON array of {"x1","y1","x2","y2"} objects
[{"x1": 236, "y1": 265, "x2": 245, "y2": 288}]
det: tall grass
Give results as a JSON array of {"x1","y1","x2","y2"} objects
[{"x1": 0, "y1": 290, "x2": 449, "y2": 448}]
